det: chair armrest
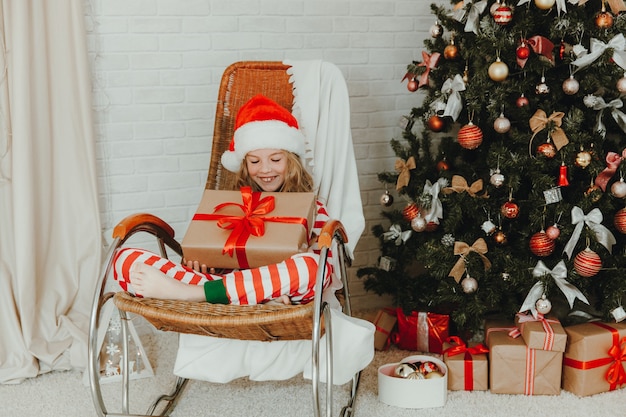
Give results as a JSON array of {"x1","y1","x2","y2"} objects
[
  {"x1": 317, "y1": 219, "x2": 348, "y2": 249},
  {"x1": 113, "y1": 213, "x2": 175, "y2": 240}
]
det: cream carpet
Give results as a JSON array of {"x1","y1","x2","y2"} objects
[{"x1": 3, "y1": 327, "x2": 626, "y2": 417}]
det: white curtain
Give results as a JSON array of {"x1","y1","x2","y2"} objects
[{"x1": 0, "y1": 0, "x2": 101, "y2": 383}]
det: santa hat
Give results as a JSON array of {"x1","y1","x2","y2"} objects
[{"x1": 220, "y1": 94, "x2": 306, "y2": 172}]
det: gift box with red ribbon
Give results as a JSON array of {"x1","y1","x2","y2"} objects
[
  {"x1": 182, "y1": 187, "x2": 316, "y2": 269},
  {"x1": 394, "y1": 309, "x2": 449, "y2": 354},
  {"x1": 443, "y1": 336, "x2": 489, "y2": 391},
  {"x1": 485, "y1": 320, "x2": 562, "y2": 395},
  {"x1": 562, "y1": 321, "x2": 626, "y2": 397},
  {"x1": 514, "y1": 313, "x2": 567, "y2": 352},
  {"x1": 369, "y1": 308, "x2": 397, "y2": 351}
]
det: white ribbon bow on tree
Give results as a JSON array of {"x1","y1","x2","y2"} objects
[
  {"x1": 588, "y1": 96, "x2": 626, "y2": 138},
  {"x1": 520, "y1": 260, "x2": 589, "y2": 318},
  {"x1": 563, "y1": 207, "x2": 616, "y2": 259},
  {"x1": 422, "y1": 179, "x2": 444, "y2": 224},
  {"x1": 452, "y1": 0, "x2": 488, "y2": 34},
  {"x1": 441, "y1": 74, "x2": 466, "y2": 122},
  {"x1": 383, "y1": 224, "x2": 412, "y2": 246},
  {"x1": 571, "y1": 34, "x2": 626, "y2": 71}
]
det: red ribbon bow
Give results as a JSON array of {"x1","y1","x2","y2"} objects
[
  {"x1": 192, "y1": 186, "x2": 309, "y2": 268},
  {"x1": 607, "y1": 336, "x2": 626, "y2": 387},
  {"x1": 595, "y1": 149, "x2": 626, "y2": 191}
]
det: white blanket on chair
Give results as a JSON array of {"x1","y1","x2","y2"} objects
[{"x1": 174, "y1": 307, "x2": 374, "y2": 385}]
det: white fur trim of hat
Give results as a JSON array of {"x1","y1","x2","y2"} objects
[{"x1": 221, "y1": 94, "x2": 306, "y2": 172}]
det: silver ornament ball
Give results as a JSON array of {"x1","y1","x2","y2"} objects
[
  {"x1": 411, "y1": 216, "x2": 427, "y2": 232},
  {"x1": 536, "y1": 295, "x2": 552, "y2": 315},
  {"x1": 617, "y1": 76, "x2": 626, "y2": 94},
  {"x1": 461, "y1": 276, "x2": 478, "y2": 294},
  {"x1": 380, "y1": 191, "x2": 394, "y2": 206},
  {"x1": 490, "y1": 172, "x2": 505, "y2": 187},
  {"x1": 493, "y1": 114, "x2": 511, "y2": 133},
  {"x1": 611, "y1": 178, "x2": 626, "y2": 198},
  {"x1": 562, "y1": 76, "x2": 580, "y2": 95}
]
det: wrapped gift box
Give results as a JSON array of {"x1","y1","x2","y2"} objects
[
  {"x1": 443, "y1": 337, "x2": 489, "y2": 391},
  {"x1": 370, "y1": 308, "x2": 397, "y2": 351},
  {"x1": 182, "y1": 187, "x2": 316, "y2": 269},
  {"x1": 378, "y1": 355, "x2": 447, "y2": 409},
  {"x1": 486, "y1": 320, "x2": 562, "y2": 395},
  {"x1": 395, "y1": 309, "x2": 449, "y2": 354},
  {"x1": 514, "y1": 313, "x2": 567, "y2": 352},
  {"x1": 562, "y1": 321, "x2": 626, "y2": 397}
]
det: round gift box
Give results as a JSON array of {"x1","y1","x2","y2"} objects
[{"x1": 378, "y1": 355, "x2": 448, "y2": 409}]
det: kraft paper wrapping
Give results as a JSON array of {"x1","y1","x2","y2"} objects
[
  {"x1": 370, "y1": 308, "x2": 397, "y2": 351},
  {"x1": 562, "y1": 321, "x2": 626, "y2": 397},
  {"x1": 486, "y1": 321, "x2": 562, "y2": 395},
  {"x1": 443, "y1": 341, "x2": 488, "y2": 391},
  {"x1": 182, "y1": 189, "x2": 316, "y2": 269},
  {"x1": 515, "y1": 314, "x2": 567, "y2": 352}
]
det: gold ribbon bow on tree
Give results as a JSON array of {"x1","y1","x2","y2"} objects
[
  {"x1": 395, "y1": 156, "x2": 416, "y2": 190},
  {"x1": 449, "y1": 238, "x2": 492, "y2": 283},
  {"x1": 529, "y1": 109, "x2": 569, "y2": 156},
  {"x1": 442, "y1": 175, "x2": 488, "y2": 198}
]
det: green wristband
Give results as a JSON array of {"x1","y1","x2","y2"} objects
[{"x1": 203, "y1": 280, "x2": 229, "y2": 304}]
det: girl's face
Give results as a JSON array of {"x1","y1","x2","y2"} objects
[{"x1": 245, "y1": 149, "x2": 287, "y2": 192}]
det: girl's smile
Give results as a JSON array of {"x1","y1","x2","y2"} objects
[{"x1": 245, "y1": 149, "x2": 287, "y2": 192}]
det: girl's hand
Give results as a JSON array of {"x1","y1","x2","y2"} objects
[{"x1": 182, "y1": 258, "x2": 215, "y2": 274}]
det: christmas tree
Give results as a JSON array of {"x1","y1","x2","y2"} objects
[{"x1": 358, "y1": 0, "x2": 626, "y2": 336}]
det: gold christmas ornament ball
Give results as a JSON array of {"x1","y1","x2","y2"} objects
[
  {"x1": 574, "y1": 248, "x2": 602, "y2": 277},
  {"x1": 617, "y1": 75, "x2": 626, "y2": 94},
  {"x1": 562, "y1": 75, "x2": 580, "y2": 95},
  {"x1": 595, "y1": 10, "x2": 614, "y2": 29},
  {"x1": 444, "y1": 43, "x2": 459, "y2": 60},
  {"x1": 529, "y1": 231, "x2": 556, "y2": 257},
  {"x1": 493, "y1": 230, "x2": 508, "y2": 245},
  {"x1": 611, "y1": 178, "x2": 626, "y2": 198},
  {"x1": 615, "y1": 208, "x2": 626, "y2": 234},
  {"x1": 457, "y1": 122, "x2": 484, "y2": 149},
  {"x1": 461, "y1": 276, "x2": 478, "y2": 293},
  {"x1": 537, "y1": 142, "x2": 557, "y2": 158},
  {"x1": 488, "y1": 58, "x2": 509, "y2": 82},
  {"x1": 534, "y1": 0, "x2": 556, "y2": 10},
  {"x1": 493, "y1": 113, "x2": 511, "y2": 133},
  {"x1": 575, "y1": 151, "x2": 592, "y2": 168}
]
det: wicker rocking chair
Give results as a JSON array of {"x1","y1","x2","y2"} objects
[{"x1": 88, "y1": 61, "x2": 365, "y2": 417}]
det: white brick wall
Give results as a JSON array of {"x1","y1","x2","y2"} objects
[{"x1": 86, "y1": 0, "x2": 442, "y2": 310}]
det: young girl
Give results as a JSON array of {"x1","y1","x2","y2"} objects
[{"x1": 113, "y1": 94, "x2": 332, "y2": 306}]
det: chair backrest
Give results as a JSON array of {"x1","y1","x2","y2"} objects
[{"x1": 206, "y1": 61, "x2": 293, "y2": 191}]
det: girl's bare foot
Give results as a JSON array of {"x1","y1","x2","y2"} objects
[{"x1": 130, "y1": 263, "x2": 206, "y2": 302}]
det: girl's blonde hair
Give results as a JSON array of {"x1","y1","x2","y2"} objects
[{"x1": 235, "y1": 151, "x2": 314, "y2": 193}]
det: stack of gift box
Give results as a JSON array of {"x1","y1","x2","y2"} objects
[{"x1": 371, "y1": 307, "x2": 626, "y2": 397}]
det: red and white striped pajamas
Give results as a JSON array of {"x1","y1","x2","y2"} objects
[{"x1": 112, "y1": 200, "x2": 332, "y2": 305}]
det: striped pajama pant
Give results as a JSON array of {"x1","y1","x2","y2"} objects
[{"x1": 112, "y1": 247, "x2": 330, "y2": 305}]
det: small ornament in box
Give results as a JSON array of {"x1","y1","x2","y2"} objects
[
  {"x1": 443, "y1": 336, "x2": 489, "y2": 391},
  {"x1": 378, "y1": 355, "x2": 447, "y2": 408},
  {"x1": 562, "y1": 321, "x2": 626, "y2": 396}
]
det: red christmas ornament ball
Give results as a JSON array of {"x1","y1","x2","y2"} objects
[
  {"x1": 425, "y1": 221, "x2": 439, "y2": 232},
  {"x1": 407, "y1": 78, "x2": 418, "y2": 92},
  {"x1": 529, "y1": 231, "x2": 556, "y2": 257},
  {"x1": 427, "y1": 114, "x2": 445, "y2": 132},
  {"x1": 436, "y1": 159, "x2": 450, "y2": 172},
  {"x1": 537, "y1": 142, "x2": 557, "y2": 158},
  {"x1": 516, "y1": 43, "x2": 530, "y2": 60},
  {"x1": 516, "y1": 94, "x2": 530, "y2": 108},
  {"x1": 595, "y1": 11, "x2": 614, "y2": 29},
  {"x1": 402, "y1": 203, "x2": 419, "y2": 222},
  {"x1": 574, "y1": 248, "x2": 602, "y2": 277},
  {"x1": 615, "y1": 208, "x2": 626, "y2": 234},
  {"x1": 457, "y1": 122, "x2": 483, "y2": 150},
  {"x1": 493, "y1": 5, "x2": 513, "y2": 25},
  {"x1": 501, "y1": 201, "x2": 520, "y2": 219}
]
